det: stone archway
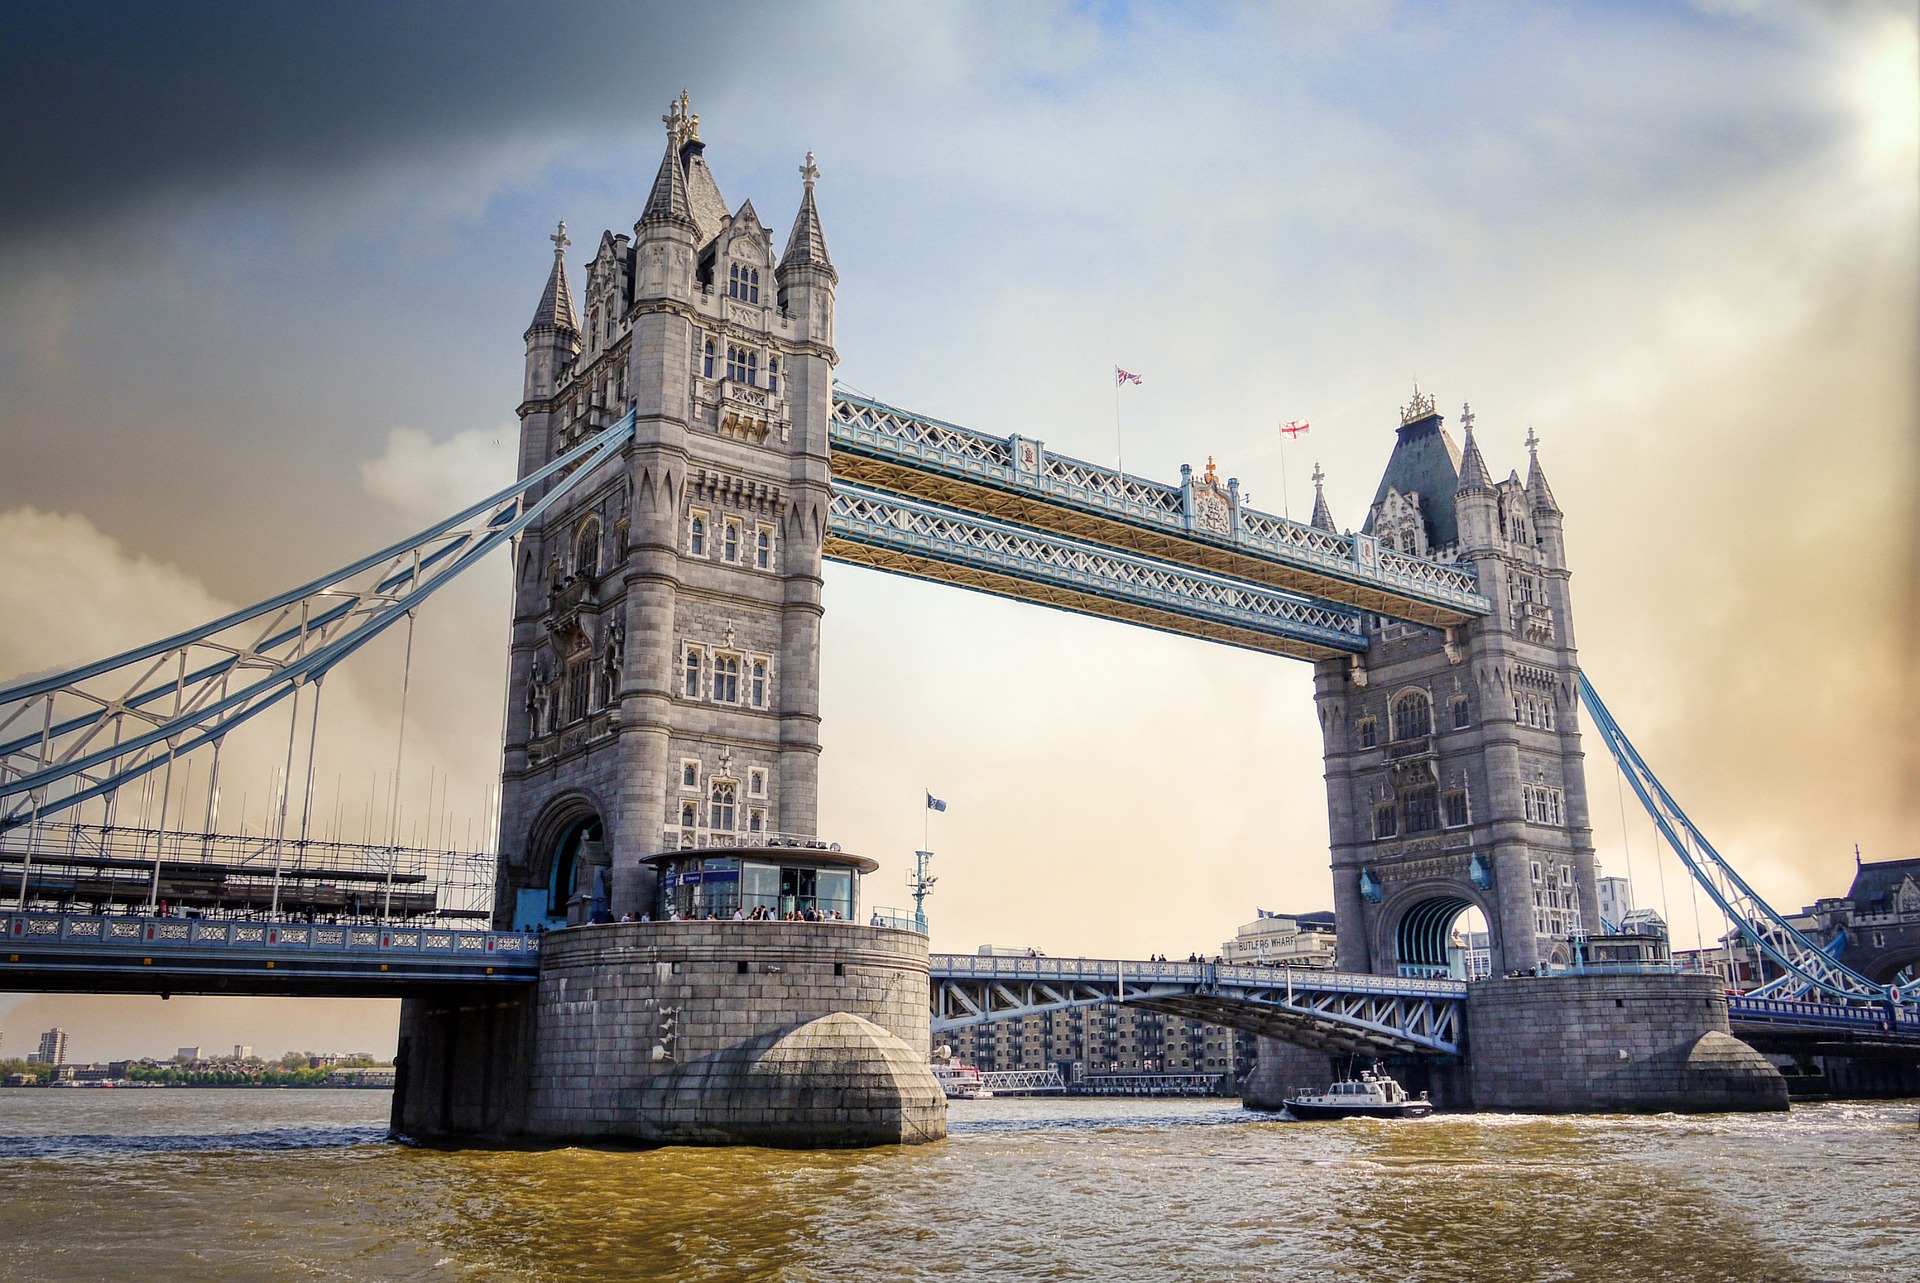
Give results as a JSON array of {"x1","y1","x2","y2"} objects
[
  {"x1": 512, "y1": 795, "x2": 605, "y2": 930},
  {"x1": 1379, "y1": 883, "x2": 1500, "y2": 980}
]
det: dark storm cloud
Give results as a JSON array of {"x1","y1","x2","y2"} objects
[{"x1": 0, "y1": 0, "x2": 785, "y2": 242}]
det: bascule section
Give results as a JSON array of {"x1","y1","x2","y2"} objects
[{"x1": 1315, "y1": 392, "x2": 1597, "y2": 980}]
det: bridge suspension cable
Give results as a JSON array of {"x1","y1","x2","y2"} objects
[
  {"x1": 1578, "y1": 673, "x2": 1905, "y2": 1008},
  {"x1": 0, "y1": 412, "x2": 637, "y2": 834}
]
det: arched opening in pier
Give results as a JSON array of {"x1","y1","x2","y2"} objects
[
  {"x1": 511, "y1": 801, "x2": 604, "y2": 930},
  {"x1": 547, "y1": 815, "x2": 603, "y2": 921},
  {"x1": 1395, "y1": 896, "x2": 1490, "y2": 981}
]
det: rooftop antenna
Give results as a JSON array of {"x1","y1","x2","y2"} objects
[{"x1": 909, "y1": 848, "x2": 937, "y2": 935}]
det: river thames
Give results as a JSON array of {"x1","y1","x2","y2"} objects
[{"x1": 0, "y1": 1090, "x2": 1914, "y2": 1281}]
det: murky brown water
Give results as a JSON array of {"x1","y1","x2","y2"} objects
[{"x1": 0, "y1": 1090, "x2": 1913, "y2": 1281}]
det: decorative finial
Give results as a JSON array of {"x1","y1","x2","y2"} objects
[
  {"x1": 1525, "y1": 425, "x2": 1540, "y2": 459},
  {"x1": 680, "y1": 89, "x2": 699, "y2": 142},
  {"x1": 1400, "y1": 382, "x2": 1437, "y2": 426},
  {"x1": 1459, "y1": 401, "x2": 1475, "y2": 433},
  {"x1": 551, "y1": 220, "x2": 570, "y2": 256},
  {"x1": 1203, "y1": 455, "x2": 1219, "y2": 487},
  {"x1": 663, "y1": 93, "x2": 687, "y2": 145},
  {"x1": 1311, "y1": 461, "x2": 1326, "y2": 490},
  {"x1": 800, "y1": 151, "x2": 819, "y2": 189}
]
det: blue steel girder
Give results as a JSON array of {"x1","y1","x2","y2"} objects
[
  {"x1": 826, "y1": 483, "x2": 1367, "y2": 662},
  {"x1": 930, "y1": 956, "x2": 1464, "y2": 1058},
  {"x1": 828, "y1": 392, "x2": 1490, "y2": 628}
]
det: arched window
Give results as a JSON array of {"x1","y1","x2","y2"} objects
[
  {"x1": 702, "y1": 337, "x2": 715, "y2": 379},
  {"x1": 574, "y1": 520, "x2": 600, "y2": 579},
  {"x1": 689, "y1": 514, "x2": 706, "y2": 556},
  {"x1": 713, "y1": 653, "x2": 740, "y2": 704},
  {"x1": 767, "y1": 357, "x2": 779, "y2": 393},
  {"x1": 683, "y1": 648, "x2": 701, "y2": 699},
  {"x1": 750, "y1": 659, "x2": 767, "y2": 708},
  {"x1": 1357, "y1": 718, "x2": 1377, "y2": 750},
  {"x1": 709, "y1": 780, "x2": 737, "y2": 832},
  {"x1": 723, "y1": 521, "x2": 740, "y2": 563},
  {"x1": 1391, "y1": 691, "x2": 1432, "y2": 741},
  {"x1": 755, "y1": 528, "x2": 771, "y2": 569}
]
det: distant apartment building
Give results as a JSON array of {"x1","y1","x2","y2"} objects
[
  {"x1": 1596, "y1": 875, "x2": 1633, "y2": 931},
  {"x1": 941, "y1": 1002, "x2": 1260, "y2": 1088},
  {"x1": 176, "y1": 1046, "x2": 202, "y2": 1063},
  {"x1": 26, "y1": 1028, "x2": 68, "y2": 1066},
  {"x1": 234, "y1": 1045, "x2": 253, "y2": 1061},
  {"x1": 1219, "y1": 910, "x2": 1338, "y2": 968}
]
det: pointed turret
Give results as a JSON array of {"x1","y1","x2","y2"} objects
[
  {"x1": 778, "y1": 152, "x2": 836, "y2": 281},
  {"x1": 1525, "y1": 427, "x2": 1561, "y2": 514},
  {"x1": 1309, "y1": 462, "x2": 1337, "y2": 533},
  {"x1": 527, "y1": 221, "x2": 580, "y2": 337},
  {"x1": 1455, "y1": 402, "x2": 1493, "y2": 496},
  {"x1": 639, "y1": 100, "x2": 697, "y2": 232}
]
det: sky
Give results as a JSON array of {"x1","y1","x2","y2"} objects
[{"x1": 1, "y1": 0, "x2": 1914, "y2": 1062}]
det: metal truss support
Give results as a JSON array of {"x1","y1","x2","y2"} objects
[
  {"x1": 829, "y1": 391, "x2": 1490, "y2": 625},
  {"x1": 826, "y1": 483, "x2": 1367, "y2": 661},
  {"x1": 0, "y1": 414, "x2": 636, "y2": 832},
  {"x1": 1579, "y1": 673, "x2": 1910, "y2": 1009},
  {"x1": 930, "y1": 956, "x2": 1465, "y2": 1058}
]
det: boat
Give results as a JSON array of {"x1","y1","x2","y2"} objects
[
  {"x1": 931, "y1": 1061, "x2": 994, "y2": 1100},
  {"x1": 1283, "y1": 1064, "x2": 1432, "y2": 1120}
]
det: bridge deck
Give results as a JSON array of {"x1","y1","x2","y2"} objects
[{"x1": 1, "y1": 911, "x2": 541, "y2": 998}]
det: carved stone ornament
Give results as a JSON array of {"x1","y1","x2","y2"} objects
[{"x1": 1192, "y1": 456, "x2": 1232, "y2": 536}]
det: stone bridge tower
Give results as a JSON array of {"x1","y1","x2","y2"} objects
[
  {"x1": 493, "y1": 98, "x2": 837, "y2": 928},
  {"x1": 1316, "y1": 391, "x2": 1597, "y2": 978}
]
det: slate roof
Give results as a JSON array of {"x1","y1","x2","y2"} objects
[
  {"x1": 528, "y1": 244, "x2": 579, "y2": 335},
  {"x1": 780, "y1": 176, "x2": 833, "y2": 277},
  {"x1": 1846, "y1": 857, "x2": 1920, "y2": 914},
  {"x1": 639, "y1": 132, "x2": 696, "y2": 230},
  {"x1": 681, "y1": 140, "x2": 731, "y2": 244},
  {"x1": 1362, "y1": 411, "x2": 1464, "y2": 550}
]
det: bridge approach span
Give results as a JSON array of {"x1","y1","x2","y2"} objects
[
  {"x1": 1, "y1": 911, "x2": 541, "y2": 998},
  {"x1": 929, "y1": 954, "x2": 1465, "y2": 1059}
]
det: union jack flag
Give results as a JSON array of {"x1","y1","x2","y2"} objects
[{"x1": 1115, "y1": 367, "x2": 1142, "y2": 386}]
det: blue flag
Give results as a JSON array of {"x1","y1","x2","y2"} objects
[{"x1": 925, "y1": 792, "x2": 947, "y2": 812}]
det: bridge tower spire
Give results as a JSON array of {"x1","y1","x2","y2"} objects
[
  {"x1": 1318, "y1": 395, "x2": 1597, "y2": 979},
  {"x1": 494, "y1": 100, "x2": 839, "y2": 926}
]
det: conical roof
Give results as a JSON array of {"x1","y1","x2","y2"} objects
[
  {"x1": 1309, "y1": 463, "x2": 1337, "y2": 533},
  {"x1": 1455, "y1": 409, "x2": 1493, "y2": 495},
  {"x1": 1525, "y1": 428, "x2": 1560, "y2": 513},
  {"x1": 640, "y1": 120, "x2": 696, "y2": 231},
  {"x1": 528, "y1": 221, "x2": 579, "y2": 335},
  {"x1": 779, "y1": 152, "x2": 834, "y2": 278}
]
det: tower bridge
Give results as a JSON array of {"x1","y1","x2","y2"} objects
[{"x1": 2, "y1": 97, "x2": 1908, "y2": 1140}]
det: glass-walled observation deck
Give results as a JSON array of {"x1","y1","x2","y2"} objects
[{"x1": 641, "y1": 847, "x2": 879, "y2": 923}]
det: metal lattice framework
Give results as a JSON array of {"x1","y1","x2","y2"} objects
[
  {"x1": 826, "y1": 483, "x2": 1367, "y2": 660},
  {"x1": 930, "y1": 955, "x2": 1465, "y2": 1057},
  {"x1": 1579, "y1": 673, "x2": 1910, "y2": 1008},
  {"x1": 0, "y1": 414, "x2": 636, "y2": 833},
  {"x1": 829, "y1": 391, "x2": 1489, "y2": 625}
]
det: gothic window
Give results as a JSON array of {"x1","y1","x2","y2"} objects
[
  {"x1": 727, "y1": 263, "x2": 761, "y2": 304},
  {"x1": 681, "y1": 760, "x2": 700, "y2": 790},
  {"x1": 748, "y1": 768, "x2": 767, "y2": 798},
  {"x1": 574, "y1": 520, "x2": 600, "y2": 579},
  {"x1": 713, "y1": 653, "x2": 740, "y2": 704},
  {"x1": 683, "y1": 648, "x2": 702, "y2": 699},
  {"x1": 1531, "y1": 861, "x2": 1543, "y2": 882},
  {"x1": 1542, "y1": 698, "x2": 1556, "y2": 732},
  {"x1": 1404, "y1": 786, "x2": 1440, "y2": 834},
  {"x1": 723, "y1": 520, "x2": 740, "y2": 564},
  {"x1": 749, "y1": 659, "x2": 767, "y2": 708},
  {"x1": 1451, "y1": 698, "x2": 1470, "y2": 730},
  {"x1": 690, "y1": 513, "x2": 707, "y2": 556},
  {"x1": 1513, "y1": 694, "x2": 1524, "y2": 723},
  {"x1": 709, "y1": 780, "x2": 737, "y2": 832},
  {"x1": 703, "y1": 337, "x2": 715, "y2": 379},
  {"x1": 564, "y1": 657, "x2": 590, "y2": 725},
  {"x1": 755, "y1": 527, "x2": 772, "y2": 570},
  {"x1": 748, "y1": 807, "x2": 765, "y2": 834},
  {"x1": 1444, "y1": 790, "x2": 1470, "y2": 828},
  {"x1": 1357, "y1": 718, "x2": 1377, "y2": 750},
  {"x1": 726, "y1": 345, "x2": 759, "y2": 384},
  {"x1": 767, "y1": 357, "x2": 779, "y2": 393},
  {"x1": 680, "y1": 800, "x2": 698, "y2": 828},
  {"x1": 1373, "y1": 803, "x2": 1397, "y2": 840},
  {"x1": 1391, "y1": 691, "x2": 1432, "y2": 741}
]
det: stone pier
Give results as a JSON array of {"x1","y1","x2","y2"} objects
[{"x1": 393, "y1": 921, "x2": 947, "y2": 1147}]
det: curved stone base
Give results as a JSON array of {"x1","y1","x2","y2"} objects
[{"x1": 628, "y1": 1012, "x2": 946, "y2": 1148}]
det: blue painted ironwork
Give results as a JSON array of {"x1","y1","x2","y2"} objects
[
  {"x1": 929, "y1": 954, "x2": 1464, "y2": 1057},
  {"x1": 1580, "y1": 673, "x2": 1912, "y2": 1009},
  {"x1": 827, "y1": 482, "x2": 1367, "y2": 660},
  {"x1": 0, "y1": 413, "x2": 636, "y2": 833},
  {"x1": 0, "y1": 910, "x2": 540, "y2": 995},
  {"x1": 829, "y1": 391, "x2": 1490, "y2": 623}
]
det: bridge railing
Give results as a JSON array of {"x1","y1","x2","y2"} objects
[
  {"x1": 1727, "y1": 994, "x2": 1920, "y2": 1033},
  {"x1": 927, "y1": 954, "x2": 1467, "y2": 999},
  {"x1": 1, "y1": 910, "x2": 541, "y2": 964}
]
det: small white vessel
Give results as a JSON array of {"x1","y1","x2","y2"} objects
[
  {"x1": 931, "y1": 1061, "x2": 994, "y2": 1100},
  {"x1": 1283, "y1": 1064, "x2": 1432, "y2": 1120}
]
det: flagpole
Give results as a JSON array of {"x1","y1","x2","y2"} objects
[
  {"x1": 1113, "y1": 365, "x2": 1124, "y2": 475},
  {"x1": 1278, "y1": 421, "x2": 1291, "y2": 521}
]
